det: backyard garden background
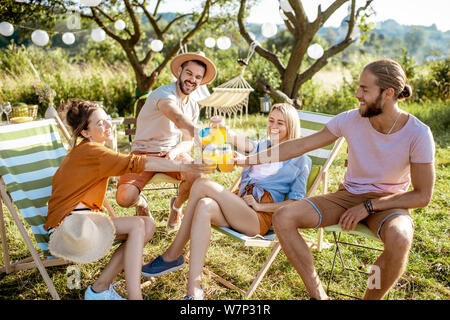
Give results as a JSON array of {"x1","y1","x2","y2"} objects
[{"x1": 0, "y1": 0, "x2": 448, "y2": 300}]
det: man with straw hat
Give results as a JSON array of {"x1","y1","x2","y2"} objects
[{"x1": 116, "y1": 52, "x2": 217, "y2": 230}]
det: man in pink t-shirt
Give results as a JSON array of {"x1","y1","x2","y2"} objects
[{"x1": 241, "y1": 59, "x2": 435, "y2": 300}]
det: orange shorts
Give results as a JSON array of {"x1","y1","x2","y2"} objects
[
  {"x1": 117, "y1": 151, "x2": 182, "y2": 192},
  {"x1": 235, "y1": 185, "x2": 274, "y2": 236}
]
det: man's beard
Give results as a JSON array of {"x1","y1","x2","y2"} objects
[
  {"x1": 359, "y1": 93, "x2": 384, "y2": 118},
  {"x1": 178, "y1": 78, "x2": 197, "y2": 95}
]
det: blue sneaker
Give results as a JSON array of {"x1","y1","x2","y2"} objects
[
  {"x1": 142, "y1": 255, "x2": 185, "y2": 277},
  {"x1": 84, "y1": 282, "x2": 126, "y2": 300}
]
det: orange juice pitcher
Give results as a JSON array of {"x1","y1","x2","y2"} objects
[
  {"x1": 202, "y1": 143, "x2": 218, "y2": 170},
  {"x1": 217, "y1": 144, "x2": 234, "y2": 173},
  {"x1": 210, "y1": 116, "x2": 227, "y2": 145}
]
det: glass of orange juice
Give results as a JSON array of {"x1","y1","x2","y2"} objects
[
  {"x1": 199, "y1": 127, "x2": 211, "y2": 148},
  {"x1": 217, "y1": 144, "x2": 234, "y2": 173},
  {"x1": 202, "y1": 143, "x2": 218, "y2": 170}
]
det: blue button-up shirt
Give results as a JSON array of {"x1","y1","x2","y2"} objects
[{"x1": 238, "y1": 139, "x2": 311, "y2": 203}]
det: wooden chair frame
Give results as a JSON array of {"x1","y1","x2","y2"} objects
[{"x1": 124, "y1": 117, "x2": 180, "y2": 193}]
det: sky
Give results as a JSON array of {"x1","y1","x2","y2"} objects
[{"x1": 158, "y1": 0, "x2": 450, "y2": 32}]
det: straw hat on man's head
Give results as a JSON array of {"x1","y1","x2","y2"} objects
[
  {"x1": 48, "y1": 212, "x2": 115, "y2": 264},
  {"x1": 170, "y1": 51, "x2": 217, "y2": 85}
]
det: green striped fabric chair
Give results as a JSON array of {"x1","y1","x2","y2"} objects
[
  {"x1": 0, "y1": 119, "x2": 68, "y2": 299},
  {"x1": 208, "y1": 110, "x2": 344, "y2": 298}
]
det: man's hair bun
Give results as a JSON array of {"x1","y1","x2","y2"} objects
[{"x1": 398, "y1": 84, "x2": 412, "y2": 99}]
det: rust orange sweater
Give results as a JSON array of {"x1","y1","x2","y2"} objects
[{"x1": 44, "y1": 140, "x2": 146, "y2": 230}]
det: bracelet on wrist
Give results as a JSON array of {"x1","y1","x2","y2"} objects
[{"x1": 363, "y1": 200, "x2": 376, "y2": 215}]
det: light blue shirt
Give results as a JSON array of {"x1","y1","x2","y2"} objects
[{"x1": 238, "y1": 140, "x2": 311, "y2": 203}]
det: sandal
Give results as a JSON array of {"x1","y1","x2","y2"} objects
[
  {"x1": 167, "y1": 196, "x2": 182, "y2": 230},
  {"x1": 136, "y1": 193, "x2": 150, "y2": 217}
]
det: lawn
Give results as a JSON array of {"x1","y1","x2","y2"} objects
[{"x1": 0, "y1": 108, "x2": 448, "y2": 300}]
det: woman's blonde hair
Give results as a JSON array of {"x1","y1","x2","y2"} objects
[{"x1": 268, "y1": 103, "x2": 301, "y2": 140}]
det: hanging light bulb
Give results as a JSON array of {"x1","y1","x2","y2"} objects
[
  {"x1": 150, "y1": 39, "x2": 163, "y2": 52},
  {"x1": 114, "y1": 19, "x2": 126, "y2": 31},
  {"x1": 81, "y1": 0, "x2": 101, "y2": 7},
  {"x1": 307, "y1": 43, "x2": 324, "y2": 59},
  {"x1": 261, "y1": 22, "x2": 277, "y2": 38},
  {"x1": 204, "y1": 37, "x2": 215, "y2": 48},
  {"x1": 216, "y1": 36, "x2": 231, "y2": 50},
  {"x1": 91, "y1": 28, "x2": 106, "y2": 42},
  {"x1": 62, "y1": 32, "x2": 76, "y2": 45},
  {"x1": 279, "y1": 0, "x2": 294, "y2": 13},
  {"x1": 31, "y1": 30, "x2": 50, "y2": 46},
  {"x1": 0, "y1": 22, "x2": 14, "y2": 37}
]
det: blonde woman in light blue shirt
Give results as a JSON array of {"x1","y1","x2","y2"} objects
[{"x1": 141, "y1": 103, "x2": 311, "y2": 300}]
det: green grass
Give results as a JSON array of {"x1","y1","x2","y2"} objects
[{"x1": 0, "y1": 110, "x2": 448, "y2": 300}]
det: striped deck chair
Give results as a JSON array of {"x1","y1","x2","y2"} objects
[
  {"x1": 0, "y1": 119, "x2": 69, "y2": 299},
  {"x1": 207, "y1": 110, "x2": 344, "y2": 298}
]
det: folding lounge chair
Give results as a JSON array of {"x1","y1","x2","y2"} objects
[
  {"x1": 207, "y1": 110, "x2": 344, "y2": 298},
  {"x1": 0, "y1": 119, "x2": 70, "y2": 299},
  {"x1": 0, "y1": 114, "x2": 130, "y2": 300}
]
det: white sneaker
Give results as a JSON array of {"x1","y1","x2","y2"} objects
[
  {"x1": 84, "y1": 282, "x2": 126, "y2": 300},
  {"x1": 184, "y1": 286, "x2": 204, "y2": 300}
]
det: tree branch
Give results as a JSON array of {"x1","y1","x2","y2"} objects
[
  {"x1": 153, "y1": 0, "x2": 162, "y2": 16},
  {"x1": 138, "y1": 1, "x2": 163, "y2": 39},
  {"x1": 237, "y1": 0, "x2": 285, "y2": 75},
  {"x1": 150, "y1": 0, "x2": 212, "y2": 78},
  {"x1": 89, "y1": 8, "x2": 124, "y2": 44},
  {"x1": 289, "y1": 0, "x2": 308, "y2": 33},
  {"x1": 319, "y1": 0, "x2": 348, "y2": 27},
  {"x1": 95, "y1": 5, "x2": 133, "y2": 38},
  {"x1": 161, "y1": 13, "x2": 193, "y2": 36},
  {"x1": 124, "y1": 0, "x2": 141, "y2": 46}
]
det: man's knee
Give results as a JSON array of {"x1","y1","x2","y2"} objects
[
  {"x1": 273, "y1": 205, "x2": 299, "y2": 231},
  {"x1": 273, "y1": 201, "x2": 319, "y2": 231},
  {"x1": 382, "y1": 217, "x2": 414, "y2": 253},
  {"x1": 116, "y1": 184, "x2": 140, "y2": 208}
]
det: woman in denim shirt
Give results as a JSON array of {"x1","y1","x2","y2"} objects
[{"x1": 141, "y1": 103, "x2": 311, "y2": 299}]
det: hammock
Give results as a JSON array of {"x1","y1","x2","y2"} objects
[
  {"x1": 198, "y1": 42, "x2": 257, "y2": 126},
  {"x1": 198, "y1": 74, "x2": 253, "y2": 126}
]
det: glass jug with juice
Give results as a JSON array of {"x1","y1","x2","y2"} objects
[
  {"x1": 202, "y1": 143, "x2": 218, "y2": 170},
  {"x1": 210, "y1": 116, "x2": 227, "y2": 145},
  {"x1": 217, "y1": 144, "x2": 234, "y2": 172}
]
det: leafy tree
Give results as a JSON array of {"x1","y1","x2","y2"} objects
[
  {"x1": 1, "y1": 0, "x2": 234, "y2": 115},
  {"x1": 237, "y1": 0, "x2": 375, "y2": 106}
]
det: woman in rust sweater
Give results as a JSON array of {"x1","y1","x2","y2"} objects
[{"x1": 45, "y1": 99, "x2": 209, "y2": 300}]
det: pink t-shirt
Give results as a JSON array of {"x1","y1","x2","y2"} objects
[{"x1": 326, "y1": 109, "x2": 435, "y2": 194}]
